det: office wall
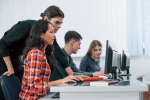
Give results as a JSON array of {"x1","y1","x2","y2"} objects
[
  {"x1": 0, "y1": 0, "x2": 149, "y2": 78},
  {"x1": 72, "y1": 56, "x2": 150, "y2": 80},
  {"x1": 0, "y1": 0, "x2": 127, "y2": 57}
]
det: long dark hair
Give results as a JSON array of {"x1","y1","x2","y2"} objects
[
  {"x1": 40, "y1": 5, "x2": 64, "y2": 20},
  {"x1": 20, "y1": 20, "x2": 55, "y2": 73}
]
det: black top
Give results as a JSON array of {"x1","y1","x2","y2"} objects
[
  {"x1": 53, "y1": 40, "x2": 69, "y2": 69},
  {"x1": 79, "y1": 55, "x2": 101, "y2": 72},
  {"x1": 0, "y1": 20, "x2": 35, "y2": 58},
  {"x1": 61, "y1": 49, "x2": 93, "y2": 77},
  {"x1": 0, "y1": 20, "x2": 69, "y2": 69},
  {"x1": 50, "y1": 49, "x2": 93, "y2": 82}
]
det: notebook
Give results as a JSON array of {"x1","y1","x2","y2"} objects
[{"x1": 90, "y1": 80, "x2": 119, "y2": 86}]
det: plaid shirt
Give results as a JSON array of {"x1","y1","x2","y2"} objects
[{"x1": 19, "y1": 47, "x2": 51, "y2": 100}]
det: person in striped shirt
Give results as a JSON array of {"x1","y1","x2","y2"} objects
[{"x1": 18, "y1": 20, "x2": 80, "y2": 100}]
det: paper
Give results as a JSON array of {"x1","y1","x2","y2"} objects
[{"x1": 90, "y1": 81, "x2": 108, "y2": 86}]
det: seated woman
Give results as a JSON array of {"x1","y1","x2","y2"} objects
[
  {"x1": 79, "y1": 40, "x2": 102, "y2": 72},
  {"x1": 18, "y1": 20, "x2": 80, "y2": 100}
]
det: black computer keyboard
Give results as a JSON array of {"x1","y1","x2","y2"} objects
[{"x1": 51, "y1": 92, "x2": 60, "y2": 98}]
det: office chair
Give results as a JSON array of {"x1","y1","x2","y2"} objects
[{"x1": 0, "y1": 75, "x2": 21, "y2": 100}]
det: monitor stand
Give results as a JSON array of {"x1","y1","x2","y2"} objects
[
  {"x1": 126, "y1": 66, "x2": 130, "y2": 75},
  {"x1": 111, "y1": 67, "x2": 117, "y2": 80},
  {"x1": 110, "y1": 67, "x2": 125, "y2": 81},
  {"x1": 120, "y1": 67, "x2": 131, "y2": 76}
]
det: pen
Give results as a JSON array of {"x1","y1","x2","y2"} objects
[{"x1": 101, "y1": 67, "x2": 104, "y2": 70}]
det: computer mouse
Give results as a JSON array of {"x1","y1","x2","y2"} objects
[
  {"x1": 67, "y1": 79, "x2": 83, "y2": 84},
  {"x1": 76, "y1": 80, "x2": 83, "y2": 83},
  {"x1": 98, "y1": 76, "x2": 108, "y2": 79}
]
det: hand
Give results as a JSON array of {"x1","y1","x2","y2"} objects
[
  {"x1": 104, "y1": 74, "x2": 112, "y2": 77},
  {"x1": 3, "y1": 69, "x2": 14, "y2": 76},
  {"x1": 61, "y1": 75, "x2": 80, "y2": 83},
  {"x1": 93, "y1": 70, "x2": 104, "y2": 77},
  {"x1": 77, "y1": 75, "x2": 90, "y2": 79},
  {"x1": 3, "y1": 56, "x2": 15, "y2": 77},
  {"x1": 57, "y1": 83, "x2": 76, "y2": 86}
]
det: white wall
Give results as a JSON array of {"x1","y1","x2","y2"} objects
[
  {"x1": 0, "y1": 0, "x2": 149, "y2": 79},
  {"x1": 72, "y1": 56, "x2": 150, "y2": 80},
  {"x1": 0, "y1": 0, "x2": 127, "y2": 57}
]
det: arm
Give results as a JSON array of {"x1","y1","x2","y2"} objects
[
  {"x1": 65, "y1": 67, "x2": 74, "y2": 75},
  {"x1": 0, "y1": 21, "x2": 33, "y2": 76},
  {"x1": 69, "y1": 57, "x2": 92, "y2": 77},
  {"x1": 53, "y1": 39, "x2": 70, "y2": 70},
  {"x1": 64, "y1": 60, "x2": 90, "y2": 78},
  {"x1": 92, "y1": 71, "x2": 104, "y2": 77},
  {"x1": 70, "y1": 57, "x2": 80, "y2": 72},
  {"x1": 47, "y1": 75, "x2": 79, "y2": 89},
  {"x1": 2, "y1": 56, "x2": 14, "y2": 76},
  {"x1": 26, "y1": 50, "x2": 80, "y2": 92},
  {"x1": 79, "y1": 56, "x2": 88, "y2": 71},
  {"x1": 73, "y1": 72, "x2": 93, "y2": 77},
  {"x1": 26, "y1": 51, "x2": 48, "y2": 95},
  {"x1": 92, "y1": 59, "x2": 105, "y2": 77},
  {"x1": 73, "y1": 70, "x2": 104, "y2": 77},
  {"x1": 25, "y1": 51, "x2": 80, "y2": 93}
]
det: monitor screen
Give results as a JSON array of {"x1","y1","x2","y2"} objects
[
  {"x1": 104, "y1": 40, "x2": 116, "y2": 74},
  {"x1": 117, "y1": 54, "x2": 121, "y2": 69},
  {"x1": 121, "y1": 50, "x2": 130, "y2": 71},
  {"x1": 112, "y1": 51, "x2": 118, "y2": 68}
]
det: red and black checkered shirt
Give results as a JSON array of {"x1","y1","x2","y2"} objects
[{"x1": 19, "y1": 47, "x2": 51, "y2": 100}]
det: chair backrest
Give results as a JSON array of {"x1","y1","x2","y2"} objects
[{"x1": 0, "y1": 75, "x2": 21, "y2": 100}]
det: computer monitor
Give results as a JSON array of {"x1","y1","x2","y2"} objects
[
  {"x1": 112, "y1": 51, "x2": 118, "y2": 68},
  {"x1": 104, "y1": 40, "x2": 116, "y2": 74},
  {"x1": 111, "y1": 51, "x2": 118, "y2": 79},
  {"x1": 117, "y1": 54, "x2": 121, "y2": 73},
  {"x1": 121, "y1": 50, "x2": 130, "y2": 75}
]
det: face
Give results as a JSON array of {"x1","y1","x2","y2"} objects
[
  {"x1": 41, "y1": 24, "x2": 56, "y2": 47},
  {"x1": 93, "y1": 46, "x2": 102, "y2": 59},
  {"x1": 49, "y1": 16, "x2": 63, "y2": 33},
  {"x1": 72, "y1": 39, "x2": 81, "y2": 54}
]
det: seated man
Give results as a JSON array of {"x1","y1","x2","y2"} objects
[{"x1": 50, "y1": 31, "x2": 107, "y2": 81}]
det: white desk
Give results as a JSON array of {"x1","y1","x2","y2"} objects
[
  {"x1": 136, "y1": 73, "x2": 150, "y2": 100},
  {"x1": 39, "y1": 76, "x2": 148, "y2": 100},
  {"x1": 136, "y1": 74, "x2": 145, "y2": 82},
  {"x1": 136, "y1": 73, "x2": 150, "y2": 82},
  {"x1": 38, "y1": 93, "x2": 59, "y2": 100}
]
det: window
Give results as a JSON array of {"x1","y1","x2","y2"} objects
[{"x1": 127, "y1": 0, "x2": 150, "y2": 56}]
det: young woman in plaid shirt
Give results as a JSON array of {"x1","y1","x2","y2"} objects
[
  {"x1": 0, "y1": 6, "x2": 80, "y2": 100},
  {"x1": 18, "y1": 20, "x2": 80, "y2": 100}
]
